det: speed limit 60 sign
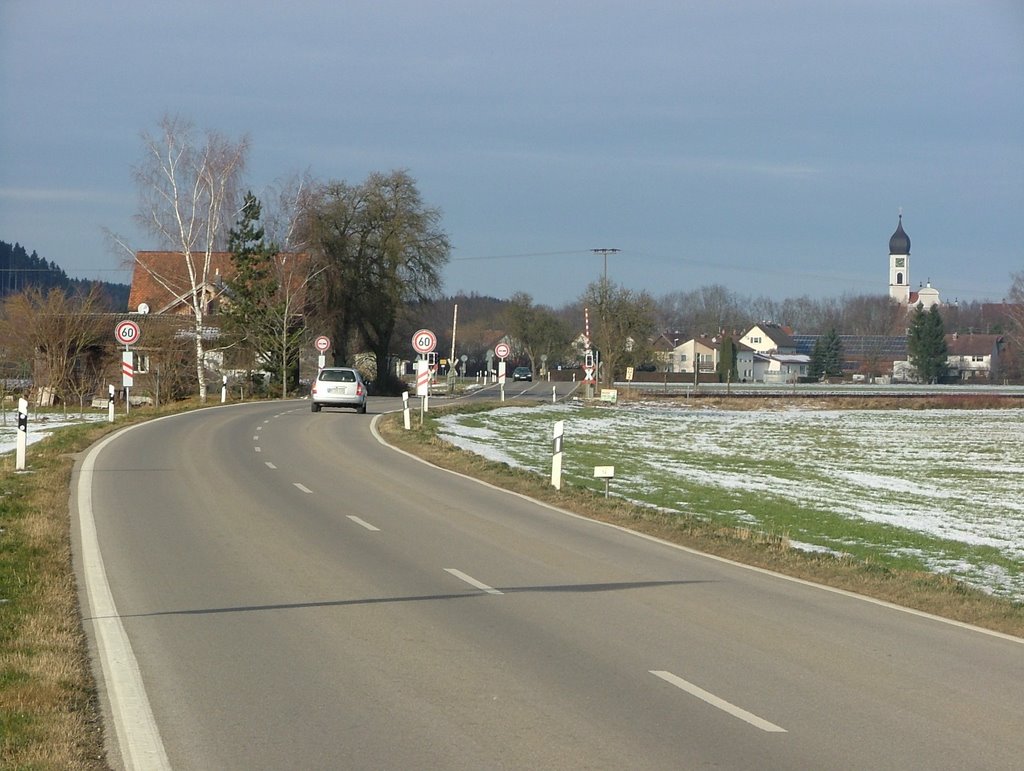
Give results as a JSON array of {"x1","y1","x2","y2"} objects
[
  {"x1": 412, "y1": 328, "x2": 437, "y2": 354},
  {"x1": 115, "y1": 320, "x2": 141, "y2": 346}
]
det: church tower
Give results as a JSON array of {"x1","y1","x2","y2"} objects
[{"x1": 888, "y1": 214, "x2": 911, "y2": 304}]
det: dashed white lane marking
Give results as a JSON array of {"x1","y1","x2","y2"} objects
[
  {"x1": 254, "y1": 446, "x2": 261, "y2": 453},
  {"x1": 347, "y1": 515, "x2": 380, "y2": 531},
  {"x1": 294, "y1": 483, "x2": 313, "y2": 494},
  {"x1": 265, "y1": 462, "x2": 276, "y2": 469},
  {"x1": 649, "y1": 670, "x2": 787, "y2": 733},
  {"x1": 444, "y1": 568, "x2": 503, "y2": 595}
]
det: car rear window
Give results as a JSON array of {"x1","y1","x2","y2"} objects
[{"x1": 321, "y1": 370, "x2": 356, "y2": 382}]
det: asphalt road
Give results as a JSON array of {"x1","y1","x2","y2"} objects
[{"x1": 73, "y1": 397, "x2": 1024, "y2": 770}]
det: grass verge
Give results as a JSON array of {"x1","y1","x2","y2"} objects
[
  {"x1": 378, "y1": 403, "x2": 1024, "y2": 639},
  {"x1": 0, "y1": 402, "x2": 203, "y2": 770}
]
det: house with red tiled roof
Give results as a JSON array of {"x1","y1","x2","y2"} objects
[
  {"x1": 129, "y1": 251, "x2": 235, "y2": 315},
  {"x1": 128, "y1": 250, "x2": 311, "y2": 316}
]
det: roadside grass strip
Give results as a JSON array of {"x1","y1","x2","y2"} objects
[{"x1": 437, "y1": 403, "x2": 1024, "y2": 601}]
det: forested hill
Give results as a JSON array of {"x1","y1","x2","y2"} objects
[{"x1": 0, "y1": 240, "x2": 129, "y2": 310}]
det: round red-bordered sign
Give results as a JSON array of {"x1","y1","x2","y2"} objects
[
  {"x1": 314, "y1": 335, "x2": 331, "y2": 352},
  {"x1": 494, "y1": 342, "x2": 511, "y2": 359},
  {"x1": 412, "y1": 328, "x2": 437, "y2": 354},
  {"x1": 115, "y1": 320, "x2": 141, "y2": 346}
]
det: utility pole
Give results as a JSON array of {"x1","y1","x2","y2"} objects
[{"x1": 591, "y1": 248, "x2": 620, "y2": 283}]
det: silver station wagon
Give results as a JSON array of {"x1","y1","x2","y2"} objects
[{"x1": 310, "y1": 367, "x2": 368, "y2": 413}]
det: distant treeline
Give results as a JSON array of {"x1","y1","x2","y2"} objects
[{"x1": 0, "y1": 239, "x2": 129, "y2": 310}]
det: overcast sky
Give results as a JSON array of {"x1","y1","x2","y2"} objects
[{"x1": 2, "y1": 1, "x2": 1022, "y2": 310}]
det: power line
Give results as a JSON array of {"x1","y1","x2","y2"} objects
[{"x1": 450, "y1": 250, "x2": 592, "y2": 262}]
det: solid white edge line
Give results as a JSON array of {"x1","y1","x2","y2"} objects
[
  {"x1": 650, "y1": 670, "x2": 787, "y2": 733},
  {"x1": 78, "y1": 425, "x2": 172, "y2": 771},
  {"x1": 444, "y1": 568, "x2": 503, "y2": 595},
  {"x1": 368, "y1": 412, "x2": 1024, "y2": 646},
  {"x1": 347, "y1": 515, "x2": 381, "y2": 531}
]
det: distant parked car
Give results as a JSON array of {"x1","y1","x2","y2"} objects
[
  {"x1": 310, "y1": 367, "x2": 367, "y2": 413},
  {"x1": 512, "y1": 366, "x2": 532, "y2": 381}
]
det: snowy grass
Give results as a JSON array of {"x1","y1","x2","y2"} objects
[
  {"x1": 438, "y1": 403, "x2": 1024, "y2": 601},
  {"x1": 0, "y1": 408, "x2": 110, "y2": 458}
]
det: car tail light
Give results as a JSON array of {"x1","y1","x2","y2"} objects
[{"x1": 356, "y1": 383, "x2": 364, "y2": 396}]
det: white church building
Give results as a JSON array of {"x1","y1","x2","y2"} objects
[{"x1": 888, "y1": 214, "x2": 940, "y2": 309}]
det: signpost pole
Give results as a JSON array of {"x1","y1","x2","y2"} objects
[
  {"x1": 495, "y1": 342, "x2": 510, "y2": 402},
  {"x1": 115, "y1": 321, "x2": 141, "y2": 416},
  {"x1": 124, "y1": 346, "x2": 131, "y2": 416},
  {"x1": 411, "y1": 329, "x2": 438, "y2": 416}
]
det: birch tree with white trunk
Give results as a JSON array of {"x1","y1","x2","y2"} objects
[{"x1": 133, "y1": 115, "x2": 249, "y2": 402}]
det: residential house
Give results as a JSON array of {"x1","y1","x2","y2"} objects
[
  {"x1": 127, "y1": 250, "x2": 311, "y2": 393},
  {"x1": 739, "y1": 323, "x2": 809, "y2": 382},
  {"x1": 648, "y1": 332, "x2": 677, "y2": 371},
  {"x1": 669, "y1": 336, "x2": 720, "y2": 374},
  {"x1": 739, "y1": 322, "x2": 797, "y2": 355},
  {"x1": 945, "y1": 333, "x2": 1003, "y2": 381}
]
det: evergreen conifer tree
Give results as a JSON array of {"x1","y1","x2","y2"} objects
[
  {"x1": 907, "y1": 303, "x2": 948, "y2": 383},
  {"x1": 808, "y1": 337, "x2": 826, "y2": 381},
  {"x1": 716, "y1": 335, "x2": 737, "y2": 382},
  {"x1": 821, "y1": 327, "x2": 843, "y2": 378},
  {"x1": 224, "y1": 192, "x2": 293, "y2": 391}
]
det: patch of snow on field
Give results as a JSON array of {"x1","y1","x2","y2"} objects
[{"x1": 0, "y1": 410, "x2": 110, "y2": 456}]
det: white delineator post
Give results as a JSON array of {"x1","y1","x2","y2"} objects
[
  {"x1": 402, "y1": 391, "x2": 411, "y2": 430},
  {"x1": 16, "y1": 397, "x2": 28, "y2": 471},
  {"x1": 107, "y1": 384, "x2": 115, "y2": 423},
  {"x1": 221, "y1": 375, "x2": 227, "y2": 404},
  {"x1": 551, "y1": 420, "x2": 564, "y2": 490}
]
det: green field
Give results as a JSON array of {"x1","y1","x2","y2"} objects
[{"x1": 438, "y1": 403, "x2": 1024, "y2": 600}]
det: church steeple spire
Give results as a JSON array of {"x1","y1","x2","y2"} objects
[
  {"x1": 889, "y1": 213, "x2": 911, "y2": 256},
  {"x1": 889, "y1": 213, "x2": 911, "y2": 304}
]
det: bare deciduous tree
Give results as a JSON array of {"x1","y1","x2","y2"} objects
[
  {"x1": 584, "y1": 278, "x2": 657, "y2": 387},
  {"x1": 0, "y1": 286, "x2": 111, "y2": 411},
  {"x1": 131, "y1": 115, "x2": 249, "y2": 402}
]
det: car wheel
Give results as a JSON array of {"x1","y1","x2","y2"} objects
[
  {"x1": 311, "y1": 402, "x2": 321, "y2": 412},
  {"x1": 358, "y1": 403, "x2": 367, "y2": 414}
]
